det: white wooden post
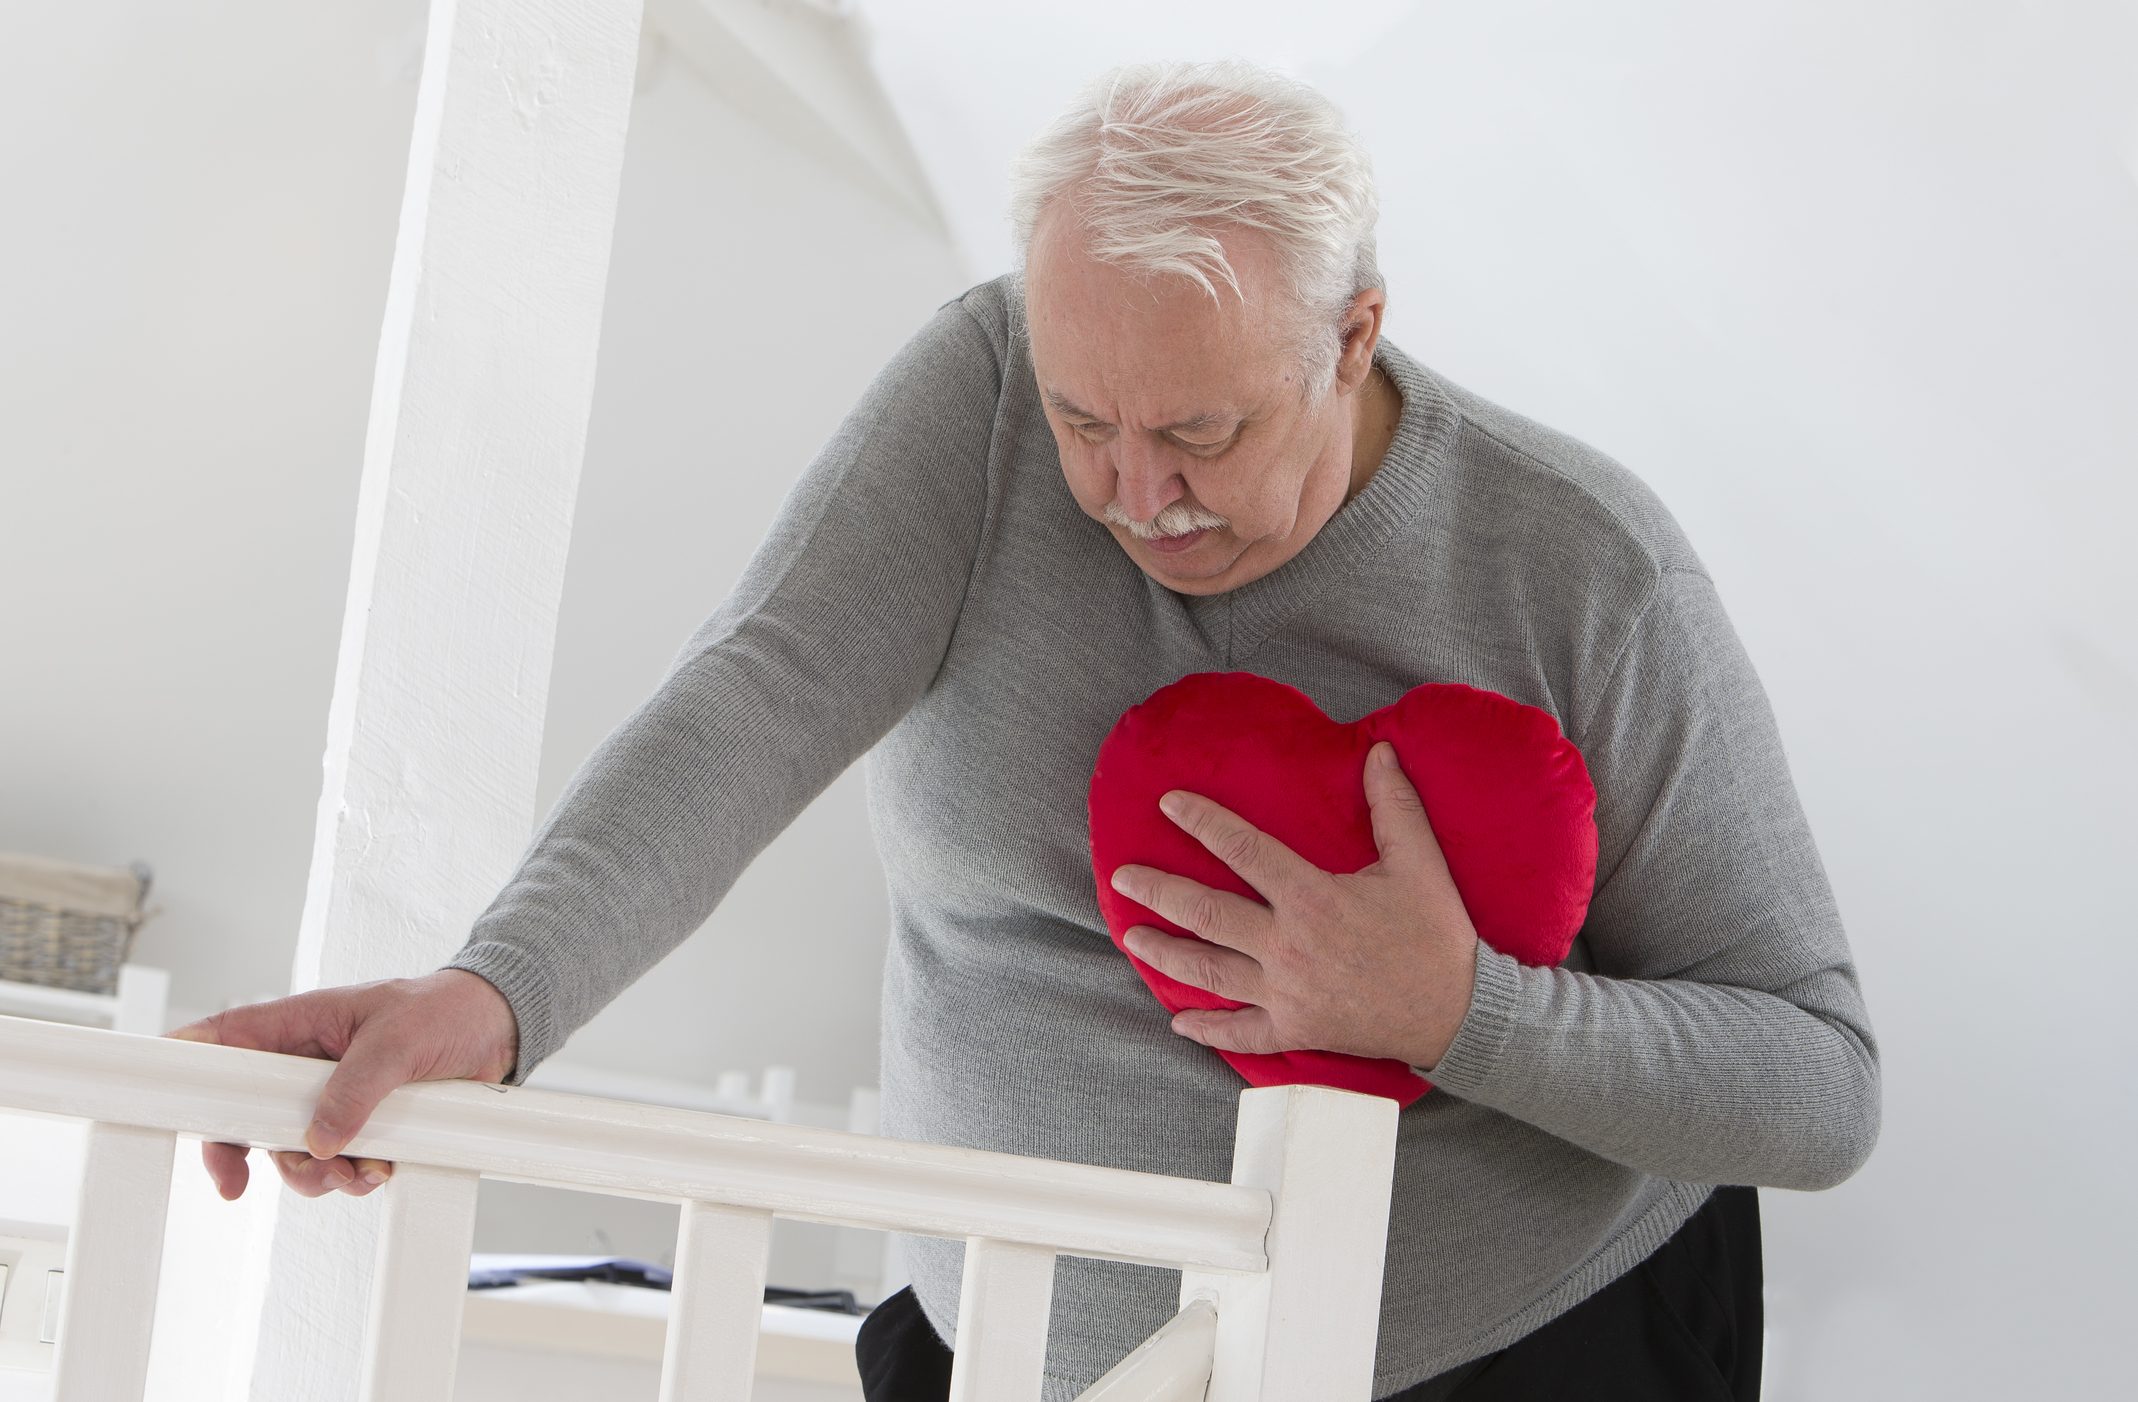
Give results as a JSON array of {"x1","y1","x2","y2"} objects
[
  {"x1": 53, "y1": 1122, "x2": 176, "y2": 1402},
  {"x1": 356, "y1": 1164, "x2": 482, "y2": 1402},
  {"x1": 1181, "y1": 1086, "x2": 1400, "y2": 1402},
  {"x1": 659, "y1": 1201, "x2": 776, "y2": 1402},
  {"x1": 226, "y1": 0, "x2": 647, "y2": 1395},
  {"x1": 948, "y1": 1238, "x2": 1057, "y2": 1402}
]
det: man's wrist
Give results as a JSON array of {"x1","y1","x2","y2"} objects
[{"x1": 1404, "y1": 937, "x2": 1481, "y2": 1072}]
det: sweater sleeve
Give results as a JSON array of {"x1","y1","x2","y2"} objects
[
  {"x1": 1424, "y1": 566, "x2": 1881, "y2": 1191},
  {"x1": 449, "y1": 299, "x2": 1005, "y2": 1074}
]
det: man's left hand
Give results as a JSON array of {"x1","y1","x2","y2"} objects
[{"x1": 1109, "y1": 741, "x2": 1480, "y2": 1070}]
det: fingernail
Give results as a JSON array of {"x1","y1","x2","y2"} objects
[
  {"x1": 166, "y1": 1027, "x2": 212, "y2": 1044},
  {"x1": 1159, "y1": 792, "x2": 1186, "y2": 819},
  {"x1": 1110, "y1": 867, "x2": 1133, "y2": 893},
  {"x1": 1377, "y1": 743, "x2": 1400, "y2": 768},
  {"x1": 307, "y1": 1119, "x2": 339, "y2": 1157},
  {"x1": 362, "y1": 1169, "x2": 387, "y2": 1186},
  {"x1": 323, "y1": 1169, "x2": 352, "y2": 1190}
]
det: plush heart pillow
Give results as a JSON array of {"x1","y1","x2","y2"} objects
[{"x1": 1088, "y1": 672, "x2": 1598, "y2": 1106}]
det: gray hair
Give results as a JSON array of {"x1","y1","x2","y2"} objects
[{"x1": 1008, "y1": 60, "x2": 1382, "y2": 396}]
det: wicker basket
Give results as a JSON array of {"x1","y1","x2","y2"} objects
[{"x1": 0, "y1": 852, "x2": 153, "y2": 997}]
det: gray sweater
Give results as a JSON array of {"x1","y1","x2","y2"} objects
[{"x1": 452, "y1": 277, "x2": 1879, "y2": 1397}]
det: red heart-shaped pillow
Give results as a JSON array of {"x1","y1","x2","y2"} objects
[{"x1": 1088, "y1": 672, "x2": 1598, "y2": 1105}]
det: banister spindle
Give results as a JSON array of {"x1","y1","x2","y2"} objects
[
  {"x1": 948, "y1": 1237, "x2": 1057, "y2": 1402},
  {"x1": 658, "y1": 1200, "x2": 775, "y2": 1402},
  {"x1": 357, "y1": 1163, "x2": 481, "y2": 1402},
  {"x1": 52, "y1": 1121, "x2": 176, "y2": 1402}
]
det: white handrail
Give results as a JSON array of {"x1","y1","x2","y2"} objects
[
  {"x1": 2, "y1": 1013, "x2": 1401, "y2": 1402},
  {"x1": 0, "y1": 1016, "x2": 1268, "y2": 1271}
]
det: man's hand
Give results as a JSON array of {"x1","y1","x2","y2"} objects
[
  {"x1": 1109, "y1": 741, "x2": 1479, "y2": 1069},
  {"x1": 167, "y1": 969, "x2": 518, "y2": 1201}
]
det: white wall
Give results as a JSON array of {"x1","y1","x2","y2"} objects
[
  {"x1": 0, "y1": 0, "x2": 426, "y2": 1014},
  {"x1": 864, "y1": 2, "x2": 2138, "y2": 1398},
  {"x1": 0, "y1": 3, "x2": 964, "y2": 1112}
]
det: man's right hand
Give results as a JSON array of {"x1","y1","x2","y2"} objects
[{"x1": 167, "y1": 968, "x2": 518, "y2": 1202}]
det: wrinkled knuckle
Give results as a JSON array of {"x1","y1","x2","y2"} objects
[
  {"x1": 1215, "y1": 828, "x2": 1262, "y2": 871},
  {"x1": 1186, "y1": 952, "x2": 1228, "y2": 991},
  {"x1": 1185, "y1": 894, "x2": 1227, "y2": 938}
]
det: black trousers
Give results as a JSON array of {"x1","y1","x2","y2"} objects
[{"x1": 856, "y1": 1186, "x2": 1762, "y2": 1402}]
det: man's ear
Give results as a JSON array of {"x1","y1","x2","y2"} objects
[{"x1": 1334, "y1": 286, "x2": 1387, "y2": 395}]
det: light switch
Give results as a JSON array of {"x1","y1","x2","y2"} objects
[{"x1": 40, "y1": 1271, "x2": 63, "y2": 1345}]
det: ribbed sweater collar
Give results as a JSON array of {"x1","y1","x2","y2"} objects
[{"x1": 1179, "y1": 341, "x2": 1459, "y2": 662}]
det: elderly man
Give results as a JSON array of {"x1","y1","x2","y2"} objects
[{"x1": 184, "y1": 61, "x2": 1878, "y2": 1401}]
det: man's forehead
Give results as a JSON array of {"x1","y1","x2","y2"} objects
[
  {"x1": 1024, "y1": 227, "x2": 1296, "y2": 428},
  {"x1": 1041, "y1": 384, "x2": 1239, "y2": 430}
]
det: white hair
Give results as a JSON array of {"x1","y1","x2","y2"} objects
[{"x1": 1008, "y1": 60, "x2": 1382, "y2": 396}]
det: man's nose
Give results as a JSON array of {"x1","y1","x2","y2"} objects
[{"x1": 1113, "y1": 439, "x2": 1186, "y2": 522}]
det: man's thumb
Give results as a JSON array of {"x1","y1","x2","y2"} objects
[{"x1": 1366, "y1": 742, "x2": 1437, "y2": 864}]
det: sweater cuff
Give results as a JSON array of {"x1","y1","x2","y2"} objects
[
  {"x1": 1419, "y1": 943, "x2": 1522, "y2": 1098},
  {"x1": 446, "y1": 941, "x2": 559, "y2": 1085}
]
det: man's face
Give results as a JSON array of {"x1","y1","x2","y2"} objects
[{"x1": 1024, "y1": 211, "x2": 1366, "y2": 596}]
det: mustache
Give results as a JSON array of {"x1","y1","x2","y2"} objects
[{"x1": 1102, "y1": 498, "x2": 1231, "y2": 540}]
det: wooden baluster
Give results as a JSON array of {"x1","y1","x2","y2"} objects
[
  {"x1": 52, "y1": 1122, "x2": 176, "y2": 1402},
  {"x1": 1181, "y1": 1085, "x2": 1400, "y2": 1402},
  {"x1": 948, "y1": 1237, "x2": 1057, "y2": 1402},
  {"x1": 1071, "y1": 1297, "x2": 1219, "y2": 1402},
  {"x1": 659, "y1": 1201, "x2": 775, "y2": 1402},
  {"x1": 357, "y1": 1164, "x2": 481, "y2": 1402}
]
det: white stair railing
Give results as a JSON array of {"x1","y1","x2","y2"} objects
[{"x1": 0, "y1": 1014, "x2": 1398, "y2": 1402}]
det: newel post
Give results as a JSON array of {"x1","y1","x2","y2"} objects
[{"x1": 1182, "y1": 1085, "x2": 1400, "y2": 1402}]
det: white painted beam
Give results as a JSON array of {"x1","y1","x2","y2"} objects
[
  {"x1": 293, "y1": 0, "x2": 643, "y2": 1008},
  {"x1": 235, "y1": 0, "x2": 647, "y2": 1395},
  {"x1": 644, "y1": 0, "x2": 949, "y2": 240},
  {"x1": 948, "y1": 1238, "x2": 1056, "y2": 1402},
  {"x1": 52, "y1": 1122, "x2": 176, "y2": 1402},
  {"x1": 659, "y1": 1201, "x2": 775, "y2": 1402},
  {"x1": 1182, "y1": 1086, "x2": 1399, "y2": 1402}
]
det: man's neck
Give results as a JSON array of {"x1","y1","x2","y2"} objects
[{"x1": 1347, "y1": 364, "x2": 1403, "y2": 504}]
